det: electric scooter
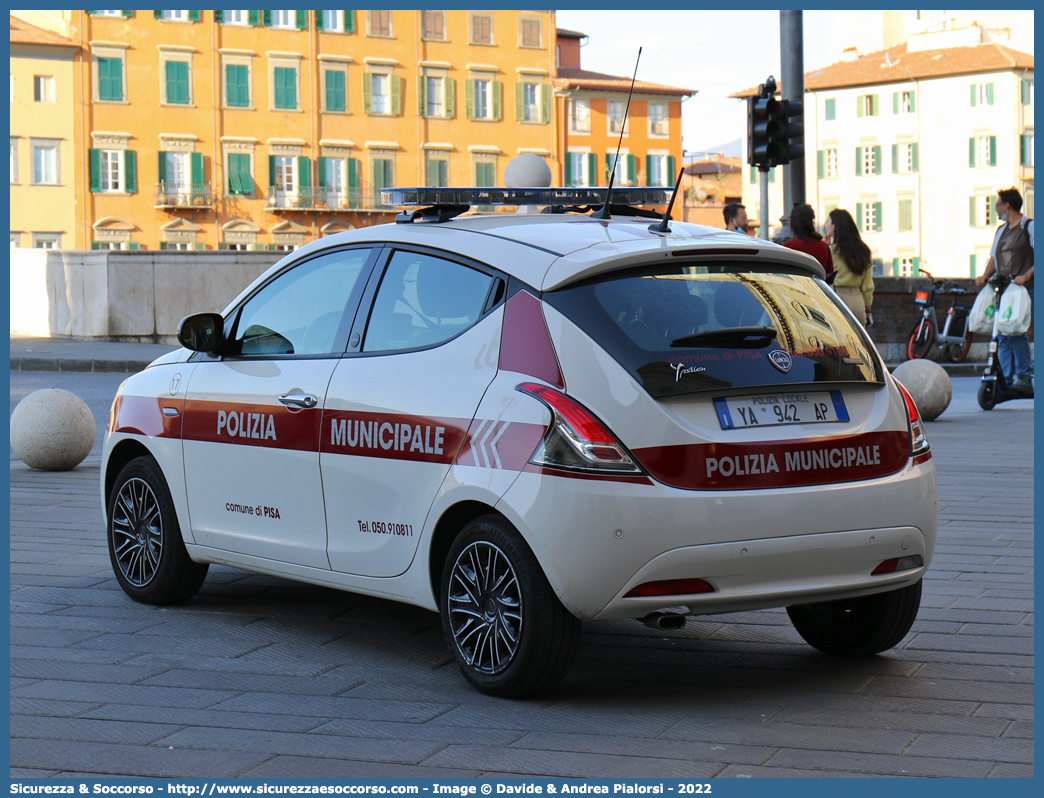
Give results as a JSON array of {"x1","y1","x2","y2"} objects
[{"x1": 977, "y1": 273, "x2": 1035, "y2": 409}]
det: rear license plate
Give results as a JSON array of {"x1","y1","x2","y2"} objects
[{"x1": 714, "y1": 391, "x2": 849, "y2": 430}]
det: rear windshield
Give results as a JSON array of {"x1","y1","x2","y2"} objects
[{"x1": 545, "y1": 262, "x2": 882, "y2": 398}]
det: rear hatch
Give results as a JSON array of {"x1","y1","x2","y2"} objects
[{"x1": 543, "y1": 260, "x2": 910, "y2": 490}]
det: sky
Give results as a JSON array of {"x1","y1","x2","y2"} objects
[{"x1": 553, "y1": 9, "x2": 834, "y2": 156}]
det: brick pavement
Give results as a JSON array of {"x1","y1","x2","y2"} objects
[{"x1": 9, "y1": 378, "x2": 1033, "y2": 778}]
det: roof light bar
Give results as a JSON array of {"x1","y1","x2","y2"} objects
[{"x1": 381, "y1": 186, "x2": 673, "y2": 208}]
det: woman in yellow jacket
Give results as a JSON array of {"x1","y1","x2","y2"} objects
[{"x1": 825, "y1": 208, "x2": 874, "y2": 326}]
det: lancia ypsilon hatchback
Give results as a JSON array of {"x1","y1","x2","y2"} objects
[{"x1": 103, "y1": 187, "x2": 937, "y2": 696}]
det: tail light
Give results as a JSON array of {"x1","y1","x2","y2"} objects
[
  {"x1": 871, "y1": 555, "x2": 924, "y2": 575},
  {"x1": 893, "y1": 379, "x2": 931, "y2": 462},
  {"x1": 516, "y1": 382, "x2": 643, "y2": 474}
]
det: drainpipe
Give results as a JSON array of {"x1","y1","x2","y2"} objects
[{"x1": 211, "y1": 16, "x2": 219, "y2": 249}]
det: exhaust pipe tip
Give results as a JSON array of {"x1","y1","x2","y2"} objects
[{"x1": 641, "y1": 611, "x2": 687, "y2": 631}]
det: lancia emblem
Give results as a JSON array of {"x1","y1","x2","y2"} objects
[{"x1": 768, "y1": 351, "x2": 793, "y2": 373}]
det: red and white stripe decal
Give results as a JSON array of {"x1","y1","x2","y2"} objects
[
  {"x1": 182, "y1": 399, "x2": 321, "y2": 451},
  {"x1": 110, "y1": 395, "x2": 181, "y2": 439},
  {"x1": 322, "y1": 410, "x2": 469, "y2": 464},
  {"x1": 633, "y1": 430, "x2": 909, "y2": 491},
  {"x1": 455, "y1": 418, "x2": 546, "y2": 471}
]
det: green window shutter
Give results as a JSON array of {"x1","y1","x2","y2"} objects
[
  {"x1": 871, "y1": 94, "x2": 879, "y2": 116},
  {"x1": 126, "y1": 241, "x2": 140, "y2": 250},
  {"x1": 347, "y1": 157, "x2": 358, "y2": 188},
  {"x1": 239, "y1": 154, "x2": 252, "y2": 194},
  {"x1": 909, "y1": 91, "x2": 915, "y2": 112},
  {"x1": 228, "y1": 154, "x2": 244, "y2": 194},
  {"x1": 892, "y1": 257, "x2": 899, "y2": 276},
  {"x1": 99, "y1": 57, "x2": 123, "y2": 101},
  {"x1": 969, "y1": 196, "x2": 977, "y2": 226},
  {"x1": 274, "y1": 67, "x2": 296, "y2": 109},
  {"x1": 362, "y1": 73, "x2": 372, "y2": 114},
  {"x1": 515, "y1": 82, "x2": 524, "y2": 121},
  {"x1": 911, "y1": 257, "x2": 920, "y2": 276},
  {"x1": 325, "y1": 70, "x2": 345, "y2": 112},
  {"x1": 166, "y1": 60, "x2": 188, "y2": 104},
  {"x1": 157, "y1": 151, "x2": 168, "y2": 184},
  {"x1": 314, "y1": 10, "x2": 324, "y2": 31},
  {"x1": 873, "y1": 145, "x2": 882, "y2": 175},
  {"x1": 188, "y1": 10, "x2": 200, "y2": 22},
  {"x1": 667, "y1": 155, "x2": 675, "y2": 183},
  {"x1": 192, "y1": 242, "x2": 207, "y2": 250},
  {"x1": 911, "y1": 142, "x2": 919, "y2": 172},
  {"x1": 899, "y1": 199, "x2": 912, "y2": 231},
  {"x1": 492, "y1": 81, "x2": 502, "y2": 121},
  {"x1": 296, "y1": 10, "x2": 308, "y2": 29},
  {"x1": 214, "y1": 10, "x2": 223, "y2": 23},
  {"x1": 855, "y1": 146, "x2": 862, "y2": 174},
  {"x1": 417, "y1": 77, "x2": 426, "y2": 116},
  {"x1": 154, "y1": 11, "x2": 163, "y2": 19},
  {"x1": 426, "y1": 158, "x2": 437, "y2": 186},
  {"x1": 248, "y1": 10, "x2": 259, "y2": 26},
  {"x1": 989, "y1": 136, "x2": 996, "y2": 166},
  {"x1": 855, "y1": 202, "x2": 863, "y2": 228},
  {"x1": 89, "y1": 149, "x2": 101, "y2": 192},
  {"x1": 817, "y1": 150, "x2": 824, "y2": 179},
  {"x1": 856, "y1": 96, "x2": 863, "y2": 118},
  {"x1": 159, "y1": 242, "x2": 169, "y2": 251},
  {"x1": 970, "y1": 254, "x2": 977, "y2": 277},
  {"x1": 122, "y1": 11, "x2": 135, "y2": 18},
  {"x1": 390, "y1": 75, "x2": 402, "y2": 116},
  {"x1": 269, "y1": 155, "x2": 276, "y2": 189},
  {"x1": 645, "y1": 155, "x2": 652, "y2": 186},
  {"x1": 344, "y1": 10, "x2": 353, "y2": 32},
  {"x1": 540, "y1": 84, "x2": 551, "y2": 124},
  {"x1": 891, "y1": 144, "x2": 898, "y2": 174},
  {"x1": 874, "y1": 202, "x2": 882, "y2": 232},
  {"x1": 893, "y1": 92, "x2": 899, "y2": 114},
  {"x1": 969, "y1": 138, "x2": 976, "y2": 167},
  {"x1": 190, "y1": 152, "x2": 204, "y2": 186},
  {"x1": 589, "y1": 153, "x2": 599, "y2": 186},
  {"x1": 91, "y1": 241, "x2": 103, "y2": 250},
  {"x1": 316, "y1": 156, "x2": 327, "y2": 188},
  {"x1": 219, "y1": 243, "x2": 231, "y2": 250},
  {"x1": 1021, "y1": 135, "x2": 1029, "y2": 166},
  {"x1": 465, "y1": 79, "x2": 475, "y2": 119},
  {"x1": 627, "y1": 155, "x2": 635, "y2": 184},
  {"x1": 564, "y1": 154, "x2": 573, "y2": 186},
  {"x1": 986, "y1": 82, "x2": 994, "y2": 105},
  {"x1": 124, "y1": 149, "x2": 136, "y2": 193},
  {"x1": 970, "y1": 84, "x2": 977, "y2": 107},
  {"x1": 228, "y1": 64, "x2": 249, "y2": 107},
  {"x1": 445, "y1": 78, "x2": 455, "y2": 119},
  {"x1": 1022, "y1": 80, "x2": 1030, "y2": 104},
  {"x1": 824, "y1": 98, "x2": 835, "y2": 120},
  {"x1": 261, "y1": 10, "x2": 272, "y2": 27},
  {"x1": 297, "y1": 156, "x2": 310, "y2": 187},
  {"x1": 750, "y1": 166, "x2": 756, "y2": 185}
]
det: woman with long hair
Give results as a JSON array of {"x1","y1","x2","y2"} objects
[
  {"x1": 826, "y1": 208, "x2": 874, "y2": 325},
  {"x1": 783, "y1": 204, "x2": 833, "y2": 276}
]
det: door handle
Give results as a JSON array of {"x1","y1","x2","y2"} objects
[{"x1": 279, "y1": 393, "x2": 318, "y2": 409}]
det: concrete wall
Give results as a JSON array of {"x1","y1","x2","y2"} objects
[{"x1": 10, "y1": 249, "x2": 281, "y2": 343}]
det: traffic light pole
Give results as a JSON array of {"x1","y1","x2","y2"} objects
[
  {"x1": 779, "y1": 10, "x2": 806, "y2": 236},
  {"x1": 759, "y1": 169, "x2": 770, "y2": 240}
]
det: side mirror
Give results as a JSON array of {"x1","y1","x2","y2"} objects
[{"x1": 178, "y1": 312, "x2": 226, "y2": 353}]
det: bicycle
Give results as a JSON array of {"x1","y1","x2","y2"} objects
[{"x1": 906, "y1": 269, "x2": 972, "y2": 362}]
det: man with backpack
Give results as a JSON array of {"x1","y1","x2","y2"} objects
[{"x1": 976, "y1": 187, "x2": 1034, "y2": 391}]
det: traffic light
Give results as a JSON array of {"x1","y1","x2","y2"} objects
[
  {"x1": 779, "y1": 98, "x2": 804, "y2": 165},
  {"x1": 748, "y1": 86, "x2": 785, "y2": 168}
]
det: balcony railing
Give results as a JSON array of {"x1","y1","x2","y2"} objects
[
  {"x1": 154, "y1": 183, "x2": 213, "y2": 209},
  {"x1": 265, "y1": 184, "x2": 394, "y2": 212}
]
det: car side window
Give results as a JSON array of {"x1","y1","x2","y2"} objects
[
  {"x1": 363, "y1": 251, "x2": 494, "y2": 352},
  {"x1": 230, "y1": 247, "x2": 371, "y2": 357}
]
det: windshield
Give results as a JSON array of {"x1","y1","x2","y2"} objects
[{"x1": 545, "y1": 262, "x2": 882, "y2": 398}]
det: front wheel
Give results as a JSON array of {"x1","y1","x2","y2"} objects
[
  {"x1": 440, "y1": 514, "x2": 581, "y2": 697},
  {"x1": 977, "y1": 380, "x2": 998, "y2": 410},
  {"x1": 906, "y1": 320, "x2": 934, "y2": 360},
  {"x1": 786, "y1": 580, "x2": 921, "y2": 656},
  {"x1": 107, "y1": 456, "x2": 208, "y2": 604},
  {"x1": 944, "y1": 326, "x2": 972, "y2": 363}
]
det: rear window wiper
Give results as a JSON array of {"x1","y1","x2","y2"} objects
[{"x1": 670, "y1": 326, "x2": 778, "y2": 349}]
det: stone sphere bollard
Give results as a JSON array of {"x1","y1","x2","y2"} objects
[
  {"x1": 10, "y1": 388, "x2": 96, "y2": 470},
  {"x1": 893, "y1": 359, "x2": 952, "y2": 421}
]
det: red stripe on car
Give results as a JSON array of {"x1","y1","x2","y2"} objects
[
  {"x1": 110, "y1": 396, "x2": 181, "y2": 438},
  {"x1": 323, "y1": 409, "x2": 469, "y2": 464},
  {"x1": 182, "y1": 399, "x2": 320, "y2": 451}
]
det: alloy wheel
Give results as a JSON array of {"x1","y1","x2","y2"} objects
[{"x1": 111, "y1": 477, "x2": 163, "y2": 587}]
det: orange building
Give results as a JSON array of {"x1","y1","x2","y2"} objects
[
  {"x1": 554, "y1": 28, "x2": 694, "y2": 201},
  {"x1": 11, "y1": 10, "x2": 559, "y2": 251}
]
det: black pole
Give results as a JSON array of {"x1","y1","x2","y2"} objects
[{"x1": 776, "y1": 10, "x2": 805, "y2": 243}]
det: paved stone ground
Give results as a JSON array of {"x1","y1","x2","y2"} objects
[{"x1": 9, "y1": 378, "x2": 1033, "y2": 779}]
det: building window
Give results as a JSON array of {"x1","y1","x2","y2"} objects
[
  {"x1": 273, "y1": 66, "x2": 298, "y2": 110},
  {"x1": 969, "y1": 195, "x2": 995, "y2": 227},
  {"x1": 569, "y1": 98, "x2": 590, "y2": 133},
  {"x1": 858, "y1": 201, "x2": 880, "y2": 233},
  {"x1": 221, "y1": 10, "x2": 252, "y2": 26},
  {"x1": 522, "y1": 82, "x2": 541, "y2": 123},
  {"x1": 648, "y1": 102, "x2": 668, "y2": 136},
  {"x1": 426, "y1": 153, "x2": 449, "y2": 187},
  {"x1": 896, "y1": 256, "x2": 916, "y2": 277},
  {"x1": 163, "y1": 60, "x2": 190, "y2": 105},
  {"x1": 224, "y1": 62, "x2": 250, "y2": 108},
  {"x1": 899, "y1": 90, "x2": 915, "y2": 113},
  {"x1": 898, "y1": 199, "x2": 914, "y2": 231},
  {"x1": 365, "y1": 72, "x2": 400, "y2": 115},
  {"x1": 367, "y1": 10, "x2": 392, "y2": 37},
  {"x1": 11, "y1": 233, "x2": 21, "y2": 248},
  {"x1": 321, "y1": 10, "x2": 345, "y2": 31},
  {"x1": 31, "y1": 140, "x2": 59, "y2": 185},
  {"x1": 893, "y1": 142, "x2": 918, "y2": 174},
  {"x1": 161, "y1": 10, "x2": 189, "y2": 22},
  {"x1": 565, "y1": 152, "x2": 590, "y2": 187},
  {"x1": 824, "y1": 98, "x2": 836, "y2": 121},
  {"x1": 324, "y1": 68, "x2": 346, "y2": 112},
  {"x1": 425, "y1": 76, "x2": 444, "y2": 117},
  {"x1": 372, "y1": 153, "x2": 395, "y2": 204},
  {"x1": 422, "y1": 10, "x2": 445, "y2": 41},
  {"x1": 474, "y1": 158, "x2": 496, "y2": 187},
  {"x1": 272, "y1": 155, "x2": 297, "y2": 202},
  {"x1": 608, "y1": 100, "x2": 627, "y2": 135},
  {"x1": 163, "y1": 151, "x2": 190, "y2": 191},
  {"x1": 10, "y1": 138, "x2": 17, "y2": 184},
  {"x1": 1021, "y1": 79, "x2": 1034, "y2": 106},
  {"x1": 31, "y1": 233, "x2": 61, "y2": 249},
  {"x1": 858, "y1": 145, "x2": 880, "y2": 176},
  {"x1": 519, "y1": 16, "x2": 542, "y2": 48},
  {"x1": 96, "y1": 55, "x2": 124, "y2": 102},
  {"x1": 99, "y1": 149, "x2": 122, "y2": 191},
  {"x1": 271, "y1": 10, "x2": 296, "y2": 29},
  {"x1": 1021, "y1": 130, "x2": 1034, "y2": 167},
  {"x1": 646, "y1": 154, "x2": 671, "y2": 186},
  {"x1": 33, "y1": 76, "x2": 55, "y2": 103},
  {"x1": 227, "y1": 152, "x2": 252, "y2": 195},
  {"x1": 468, "y1": 78, "x2": 499, "y2": 120},
  {"x1": 857, "y1": 94, "x2": 879, "y2": 117},
  {"x1": 971, "y1": 81, "x2": 994, "y2": 107},
  {"x1": 92, "y1": 10, "x2": 122, "y2": 16},
  {"x1": 470, "y1": 12, "x2": 492, "y2": 44},
  {"x1": 319, "y1": 156, "x2": 354, "y2": 205},
  {"x1": 970, "y1": 135, "x2": 996, "y2": 168},
  {"x1": 824, "y1": 148, "x2": 838, "y2": 178}
]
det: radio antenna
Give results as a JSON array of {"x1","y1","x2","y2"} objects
[
  {"x1": 593, "y1": 46, "x2": 642, "y2": 221},
  {"x1": 649, "y1": 164, "x2": 684, "y2": 234}
]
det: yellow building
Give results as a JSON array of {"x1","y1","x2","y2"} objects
[
  {"x1": 10, "y1": 16, "x2": 81, "y2": 249},
  {"x1": 11, "y1": 9, "x2": 559, "y2": 251}
]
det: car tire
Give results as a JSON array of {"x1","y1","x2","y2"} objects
[
  {"x1": 786, "y1": 580, "x2": 921, "y2": 657},
  {"x1": 107, "y1": 455, "x2": 208, "y2": 604},
  {"x1": 977, "y1": 381, "x2": 998, "y2": 411},
  {"x1": 906, "y1": 321, "x2": 934, "y2": 360},
  {"x1": 440, "y1": 514, "x2": 581, "y2": 697}
]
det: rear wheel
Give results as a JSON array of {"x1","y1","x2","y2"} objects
[
  {"x1": 786, "y1": 580, "x2": 921, "y2": 656},
  {"x1": 977, "y1": 380, "x2": 998, "y2": 411},
  {"x1": 107, "y1": 456, "x2": 208, "y2": 604},
  {"x1": 945, "y1": 327, "x2": 972, "y2": 363},
  {"x1": 906, "y1": 320, "x2": 934, "y2": 360},
  {"x1": 440, "y1": 514, "x2": 581, "y2": 697}
]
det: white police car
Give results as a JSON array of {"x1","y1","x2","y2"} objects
[{"x1": 103, "y1": 186, "x2": 937, "y2": 696}]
